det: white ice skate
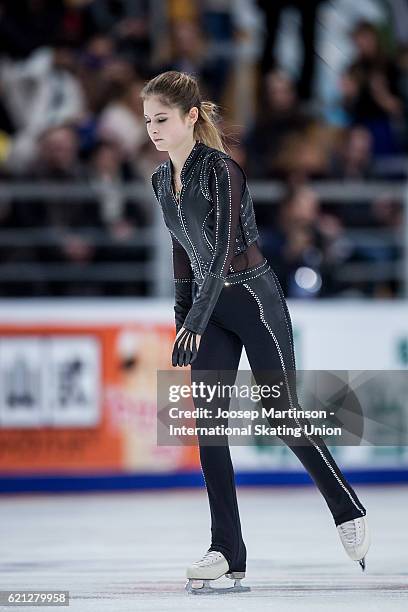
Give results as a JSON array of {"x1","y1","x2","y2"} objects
[
  {"x1": 185, "y1": 550, "x2": 250, "y2": 594},
  {"x1": 337, "y1": 515, "x2": 371, "y2": 571}
]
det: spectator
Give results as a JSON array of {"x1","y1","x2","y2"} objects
[
  {"x1": 154, "y1": 19, "x2": 218, "y2": 102},
  {"x1": 260, "y1": 185, "x2": 345, "y2": 298},
  {"x1": 88, "y1": 0, "x2": 151, "y2": 70},
  {"x1": 97, "y1": 76, "x2": 148, "y2": 173},
  {"x1": 88, "y1": 139, "x2": 148, "y2": 296},
  {"x1": 76, "y1": 34, "x2": 116, "y2": 116},
  {"x1": 256, "y1": 0, "x2": 326, "y2": 100},
  {"x1": 1, "y1": 41, "x2": 86, "y2": 172},
  {"x1": 199, "y1": 1, "x2": 236, "y2": 105},
  {"x1": 27, "y1": 124, "x2": 85, "y2": 183},
  {"x1": 88, "y1": 139, "x2": 145, "y2": 226},
  {"x1": 328, "y1": 126, "x2": 375, "y2": 180},
  {"x1": 14, "y1": 125, "x2": 103, "y2": 295},
  {"x1": 340, "y1": 20, "x2": 404, "y2": 156},
  {"x1": 243, "y1": 69, "x2": 313, "y2": 180},
  {"x1": 369, "y1": 193, "x2": 402, "y2": 297},
  {"x1": 341, "y1": 193, "x2": 402, "y2": 298},
  {"x1": 326, "y1": 126, "x2": 405, "y2": 231}
]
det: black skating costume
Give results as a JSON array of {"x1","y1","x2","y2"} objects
[{"x1": 151, "y1": 140, "x2": 367, "y2": 573}]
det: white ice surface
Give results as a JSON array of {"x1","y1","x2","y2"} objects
[{"x1": 0, "y1": 485, "x2": 407, "y2": 611}]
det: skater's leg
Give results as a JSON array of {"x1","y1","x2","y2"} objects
[
  {"x1": 235, "y1": 270, "x2": 367, "y2": 526},
  {"x1": 191, "y1": 319, "x2": 247, "y2": 571}
]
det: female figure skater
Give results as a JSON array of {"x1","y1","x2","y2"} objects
[{"x1": 142, "y1": 70, "x2": 370, "y2": 595}]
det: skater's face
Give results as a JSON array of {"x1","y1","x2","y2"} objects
[{"x1": 143, "y1": 95, "x2": 198, "y2": 151}]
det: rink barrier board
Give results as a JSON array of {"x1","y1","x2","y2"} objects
[
  {"x1": 0, "y1": 468, "x2": 408, "y2": 494},
  {"x1": 1, "y1": 299, "x2": 407, "y2": 487}
]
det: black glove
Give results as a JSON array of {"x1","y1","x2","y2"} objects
[{"x1": 172, "y1": 328, "x2": 198, "y2": 367}]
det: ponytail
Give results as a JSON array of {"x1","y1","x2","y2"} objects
[{"x1": 194, "y1": 101, "x2": 227, "y2": 153}]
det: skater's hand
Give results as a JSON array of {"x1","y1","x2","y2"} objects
[{"x1": 172, "y1": 326, "x2": 201, "y2": 367}]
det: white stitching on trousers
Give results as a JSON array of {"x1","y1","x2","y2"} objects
[
  {"x1": 225, "y1": 266, "x2": 271, "y2": 285},
  {"x1": 268, "y1": 270, "x2": 296, "y2": 370},
  {"x1": 242, "y1": 281, "x2": 365, "y2": 516}
]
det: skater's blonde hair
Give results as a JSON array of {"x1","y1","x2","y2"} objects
[{"x1": 140, "y1": 70, "x2": 227, "y2": 153}]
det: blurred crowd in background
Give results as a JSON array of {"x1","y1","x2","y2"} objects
[{"x1": 0, "y1": 0, "x2": 406, "y2": 298}]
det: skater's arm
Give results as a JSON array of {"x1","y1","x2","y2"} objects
[{"x1": 182, "y1": 157, "x2": 244, "y2": 335}]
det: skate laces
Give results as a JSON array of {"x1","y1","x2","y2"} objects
[
  {"x1": 338, "y1": 520, "x2": 357, "y2": 546},
  {"x1": 195, "y1": 550, "x2": 223, "y2": 566}
]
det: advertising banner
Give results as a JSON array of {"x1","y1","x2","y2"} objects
[{"x1": 0, "y1": 300, "x2": 407, "y2": 481}]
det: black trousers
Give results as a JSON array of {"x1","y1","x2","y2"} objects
[{"x1": 190, "y1": 259, "x2": 367, "y2": 573}]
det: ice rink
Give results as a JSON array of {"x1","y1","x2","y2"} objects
[{"x1": 0, "y1": 484, "x2": 407, "y2": 611}]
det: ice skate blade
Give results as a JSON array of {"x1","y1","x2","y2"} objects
[
  {"x1": 358, "y1": 556, "x2": 366, "y2": 572},
  {"x1": 185, "y1": 577, "x2": 251, "y2": 595}
]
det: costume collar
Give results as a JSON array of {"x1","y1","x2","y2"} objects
[{"x1": 167, "y1": 140, "x2": 204, "y2": 184}]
